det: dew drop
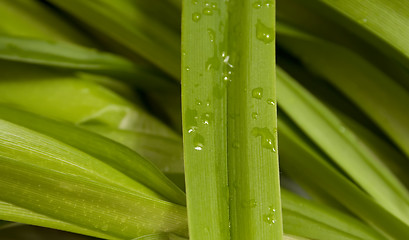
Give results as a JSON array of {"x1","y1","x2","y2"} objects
[
  {"x1": 252, "y1": 112, "x2": 259, "y2": 119},
  {"x1": 188, "y1": 127, "x2": 197, "y2": 133},
  {"x1": 256, "y1": 20, "x2": 275, "y2": 44},
  {"x1": 203, "y1": 8, "x2": 213, "y2": 15},
  {"x1": 263, "y1": 206, "x2": 277, "y2": 225},
  {"x1": 266, "y1": 98, "x2": 275, "y2": 105},
  {"x1": 252, "y1": 88, "x2": 263, "y2": 99},
  {"x1": 252, "y1": 1, "x2": 262, "y2": 8},
  {"x1": 193, "y1": 134, "x2": 205, "y2": 151},
  {"x1": 265, "y1": 0, "x2": 274, "y2": 8},
  {"x1": 186, "y1": 108, "x2": 198, "y2": 133},
  {"x1": 192, "y1": 12, "x2": 201, "y2": 22},
  {"x1": 186, "y1": 66, "x2": 191, "y2": 71},
  {"x1": 201, "y1": 112, "x2": 212, "y2": 125},
  {"x1": 252, "y1": 127, "x2": 276, "y2": 151}
]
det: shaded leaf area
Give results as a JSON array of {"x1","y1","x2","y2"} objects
[{"x1": 0, "y1": 36, "x2": 174, "y2": 90}]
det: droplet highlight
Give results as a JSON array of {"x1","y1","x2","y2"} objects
[
  {"x1": 194, "y1": 134, "x2": 205, "y2": 151},
  {"x1": 266, "y1": 98, "x2": 275, "y2": 105},
  {"x1": 263, "y1": 207, "x2": 277, "y2": 225},
  {"x1": 252, "y1": 127, "x2": 276, "y2": 152},
  {"x1": 192, "y1": 12, "x2": 201, "y2": 22},
  {"x1": 252, "y1": 1, "x2": 262, "y2": 8},
  {"x1": 252, "y1": 88, "x2": 263, "y2": 99},
  {"x1": 256, "y1": 20, "x2": 275, "y2": 44}
]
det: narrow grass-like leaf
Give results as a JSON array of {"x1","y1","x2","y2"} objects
[
  {"x1": 282, "y1": 189, "x2": 386, "y2": 240},
  {"x1": 276, "y1": 0, "x2": 409, "y2": 91},
  {"x1": 334, "y1": 111, "x2": 409, "y2": 188},
  {"x1": 182, "y1": 1, "x2": 229, "y2": 238},
  {"x1": 0, "y1": 157, "x2": 189, "y2": 239},
  {"x1": 0, "y1": 35, "x2": 174, "y2": 90},
  {"x1": 278, "y1": 107, "x2": 409, "y2": 239},
  {"x1": 0, "y1": 117, "x2": 161, "y2": 199},
  {"x1": 276, "y1": 22, "x2": 409, "y2": 159},
  {"x1": 182, "y1": 1, "x2": 281, "y2": 239},
  {"x1": 290, "y1": 0, "x2": 409, "y2": 71},
  {"x1": 0, "y1": 64, "x2": 178, "y2": 139},
  {"x1": 0, "y1": 201, "x2": 117, "y2": 240},
  {"x1": 227, "y1": 2, "x2": 281, "y2": 240},
  {"x1": 0, "y1": 105, "x2": 185, "y2": 205},
  {"x1": 0, "y1": 0, "x2": 93, "y2": 46},
  {"x1": 82, "y1": 124, "x2": 184, "y2": 174},
  {"x1": 48, "y1": 0, "x2": 181, "y2": 79},
  {"x1": 276, "y1": 67, "x2": 409, "y2": 227}
]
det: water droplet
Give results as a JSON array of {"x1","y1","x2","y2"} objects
[
  {"x1": 205, "y1": 29, "x2": 220, "y2": 71},
  {"x1": 223, "y1": 55, "x2": 234, "y2": 68},
  {"x1": 188, "y1": 127, "x2": 196, "y2": 133},
  {"x1": 186, "y1": 66, "x2": 191, "y2": 71},
  {"x1": 252, "y1": 88, "x2": 263, "y2": 99},
  {"x1": 252, "y1": 1, "x2": 262, "y2": 8},
  {"x1": 194, "y1": 134, "x2": 205, "y2": 151},
  {"x1": 202, "y1": 112, "x2": 212, "y2": 125},
  {"x1": 256, "y1": 20, "x2": 275, "y2": 44},
  {"x1": 186, "y1": 108, "x2": 198, "y2": 133},
  {"x1": 252, "y1": 127, "x2": 276, "y2": 152},
  {"x1": 252, "y1": 112, "x2": 259, "y2": 119},
  {"x1": 266, "y1": 98, "x2": 275, "y2": 105},
  {"x1": 192, "y1": 12, "x2": 201, "y2": 22},
  {"x1": 362, "y1": 18, "x2": 367, "y2": 23},
  {"x1": 203, "y1": 8, "x2": 213, "y2": 15},
  {"x1": 263, "y1": 207, "x2": 277, "y2": 225},
  {"x1": 264, "y1": 0, "x2": 274, "y2": 7},
  {"x1": 196, "y1": 100, "x2": 202, "y2": 105}
]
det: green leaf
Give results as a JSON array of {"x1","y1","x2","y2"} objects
[
  {"x1": 48, "y1": 0, "x2": 181, "y2": 79},
  {"x1": 0, "y1": 64, "x2": 178, "y2": 139},
  {"x1": 0, "y1": 35, "x2": 175, "y2": 90},
  {"x1": 276, "y1": 22, "x2": 409, "y2": 159},
  {"x1": 0, "y1": 157, "x2": 189, "y2": 239},
  {"x1": 82, "y1": 124, "x2": 184, "y2": 174},
  {"x1": 0, "y1": 117, "x2": 161, "y2": 199},
  {"x1": 277, "y1": 93, "x2": 409, "y2": 239},
  {"x1": 0, "y1": 201, "x2": 117, "y2": 240},
  {"x1": 290, "y1": 0, "x2": 409, "y2": 71},
  {"x1": 0, "y1": 105, "x2": 186, "y2": 205},
  {"x1": 182, "y1": 1, "x2": 281, "y2": 239},
  {"x1": 0, "y1": 0, "x2": 93, "y2": 46},
  {"x1": 282, "y1": 189, "x2": 386, "y2": 240},
  {"x1": 276, "y1": 0, "x2": 409, "y2": 91},
  {"x1": 277, "y1": 66, "x2": 409, "y2": 225}
]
